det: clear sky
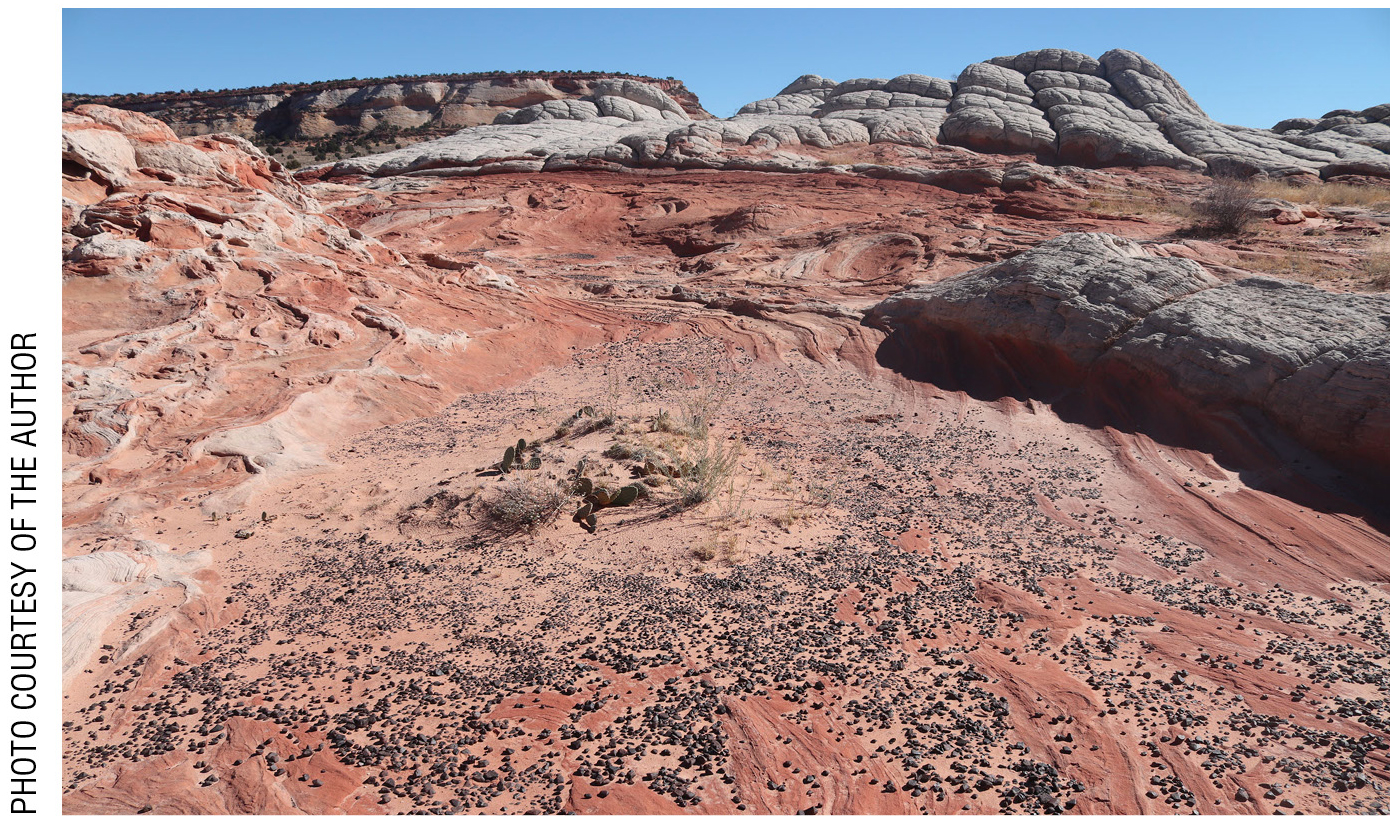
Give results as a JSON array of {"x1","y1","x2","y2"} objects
[{"x1": 63, "y1": 8, "x2": 1390, "y2": 128}]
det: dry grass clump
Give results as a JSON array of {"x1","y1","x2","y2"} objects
[
  {"x1": 1238, "y1": 242, "x2": 1390, "y2": 291},
  {"x1": 650, "y1": 409, "x2": 682, "y2": 435},
  {"x1": 691, "y1": 532, "x2": 743, "y2": 564},
  {"x1": 677, "y1": 380, "x2": 734, "y2": 440},
  {"x1": 603, "y1": 439, "x2": 662, "y2": 462},
  {"x1": 1084, "y1": 176, "x2": 1389, "y2": 231},
  {"x1": 1365, "y1": 252, "x2": 1390, "y2": 290},
  {"x1": 549, "y1": 407, "x2": 611, "y2": 441},
  {"x1": 771, "y1": 503, "x2": 807, "y2": 530},
  {"x1": 1239, "y1": 250, "x2": 1329, "y2": 283},
  {"x1": 638, "y1": 379, "x2": 737, "y2": 439},
  {"x1": 691, "y1": 538, "x2": 718, "y2": 561},
  {"x1": 809, "y1": 144, "x2": 925, "y2": 169},
  {"x1": 1251, "y1": 179, "x2": 1390, "y2": 210},
  {"x1": 812, "y1": 146, "x2": 875, "y2": 167},
  {"x1": 483, "y1": 476, "x2": 569, "y2": 536},
  {"x1": 805, "y1": 481, "x2": 838, "y2": 507}
]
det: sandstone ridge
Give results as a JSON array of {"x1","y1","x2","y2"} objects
[
  {"x1": 320, "y1": 48, "x2": 1390, "y2": 182},
  {"x1": 64, "y1": 72, "x2": 710, "y2": 140},
  {"x1": 868, "y1": 233, "x2": 1390, "y2": 489}
]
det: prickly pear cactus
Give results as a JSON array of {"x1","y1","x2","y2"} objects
[
  {"x1": 609, "y1": 484, "x2": 640, "y2": 507},
  {"x1": 572, "y1": 500, "x2": 599, "y2": 533}
]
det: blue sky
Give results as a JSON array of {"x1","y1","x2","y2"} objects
[{"x1": 63, "y1": 8, "x2": 1390, "y2": 128}]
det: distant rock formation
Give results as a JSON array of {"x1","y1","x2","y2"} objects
[
  {"x1": 868, "y1": 233, "x2": 1390, "y2": 486},
  {"x1": 316, "y1": 49, "x2": 1388, "y2": 181},
  {"x1": 63, "y1": 72, "x2": 710, "y2": 140}
]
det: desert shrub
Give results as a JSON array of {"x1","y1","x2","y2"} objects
[
  {"x1": 677, "y1": 381, "x2": 734, "y2": 440},
  {"x1": 675, "y1": 438, "x2": 742, "y2": 507},
  {"x1": 1194, "y1": 174, "x2": 1257, "y2": 235},
  {"x1": 483, "y1": 477, "x2": 569, "y2": 536}
]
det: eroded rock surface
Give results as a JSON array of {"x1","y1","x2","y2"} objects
[
  {"x1": 870, "y1": 233, "x2": 1390, "y2": 485},
  {"x1": 62, "y1": 104, "x2": 486, "y2": 519},
  {"x1": 64, "y1": 73, "x2": 710, "y2": 139},
  {"x1": 321, "y1": 49, "x2": 1389, "y2": 182}
]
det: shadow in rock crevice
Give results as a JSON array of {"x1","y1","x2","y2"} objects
[{"x1": 874, "y1": 325, "x2": 1390, "y2": 537}]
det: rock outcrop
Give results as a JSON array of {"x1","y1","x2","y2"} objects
[
  {"x1": 64, "y1": 72, "x2": 710, "y2": 139},
  {"x1": 868, "y1": 233, "x2": 1390, "y2": 486},
  {"x1": 318, "y1": 49, "x2": 1389, "y2": 182},
  {"x1": 61, "y1": 104, "x2": 487, "y2": 518}
]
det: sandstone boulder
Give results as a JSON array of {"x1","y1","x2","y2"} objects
[
  {"x1": 591, "y1": 78, "x2": 690, "y2": 121},
  {"x1": 869, "y1": 233, "x2": 1390, "y2": 484},
  {"x1": 990, "y1": 48, "x2": 1102, "y2": 76},
  {"x1": 1248, "y1": 197, "x2": 1307, "y2": 224},
  {"x1": 883, "y1": 74, "x2": 954, "y2": 100}
]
